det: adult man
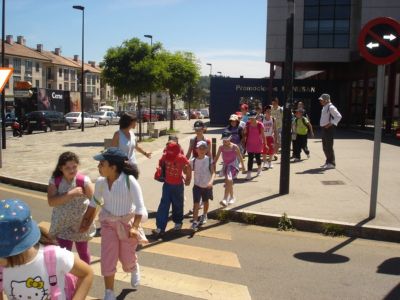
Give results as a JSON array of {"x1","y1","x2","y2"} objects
[
  {"x1": 318, "y1": 93, "x2": 342, "y2": 169},
  {"x1": 271, "y1": 97, "x2": 283, "y2": 159}
]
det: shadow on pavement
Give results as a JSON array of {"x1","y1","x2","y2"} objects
[
  {"x1": 384, "y1": 283, "x2": 400, "y2": 300},
  {"x1": 293, "y1": 217, "x2": 372, "y2": 264},
  {"x1": 117, "y1": 288, "x2": 136, "y2": 300},
  {"x1": 296, "y1": 167, "x2": 326, "y2": 175},
  {"x1": 230, "y1": 193, "x2": 281, "y2": 211},
  {"x1": 64, "y1": 142, "x2": 105, "y2": 147},
  {"x1": 377, "y1": 257, "x2": 400, "y2": 275}
]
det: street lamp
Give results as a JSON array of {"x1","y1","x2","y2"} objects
[
  {"x1": 73, "y1": 5, "x2": 85, "y2": 132},
  {"x1": 1, "y1": 0, "x2": 6, "y2": 149},
  {"x1": 144, "y1": 34, "x2": 153, "y2": 124},
  {"x1": 206, "y1": 63, "x2": 212, "y2": 76}
]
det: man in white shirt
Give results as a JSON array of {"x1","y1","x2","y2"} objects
[{"x1": 319, "y1": 93, "x2": 342, "y2": 169}]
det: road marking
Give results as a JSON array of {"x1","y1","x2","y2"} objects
[
  {"x1": 143, "y1": 219, "x2": 232, "y2": 240},
  {"x1": 90, "y1": 256, "x2": 251, "y2": 300},
  {"x1": 0, "y1": 185, "x2": 46, "y2": 200}
]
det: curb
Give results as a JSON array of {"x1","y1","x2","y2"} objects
[{"x1": 2, "y1": 175, "x2": 399, "y2": 243}]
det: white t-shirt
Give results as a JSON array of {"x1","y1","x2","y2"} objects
[
  {"x1": 263, "y1": 117, "x2": 274, "y2": 137},
  {"x1": 190, "y1": 156, "x2": 213, "y2": 188},
  {"x1": 90, "y1": 172, "x2": 147, "y2": 218},
  {"x1": 1, "y1": 245, "x2": 74, "y2": 300}
]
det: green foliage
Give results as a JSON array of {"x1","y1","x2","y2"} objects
[
  {"x1": 278, "y1": 213, "x2": 295, "y2": 231},
  {"x1": 166, "y1": 129, "x2": 179, "y2": 134},
  {"x1": 241, "y1": 213, "x2": 257, "y2": 224},
  {"x1": 322, "y1": 223, "x2": 346, "y2": 237},
  {"x1": 216, "y1": 209, "x2": 230, "y2": 223},
  {"x1": 142, "y1": 137, "x2": 156, "y2": 143}
]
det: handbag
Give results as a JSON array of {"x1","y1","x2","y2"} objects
[{"x1": 154, "y1": 160, "x2": 166, "y2": 182}]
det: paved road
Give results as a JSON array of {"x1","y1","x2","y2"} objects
[{"x1": 2, "y1": 183, "x2": 400, "y2": 300}]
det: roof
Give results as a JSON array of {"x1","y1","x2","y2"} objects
[
  {"x1": 0, "y1": 42, "x2": 51, "y2": 62},
  {"x1": 39, "y1": 50, "x2": 80, "y2": 69},
  {"x1": 64, "y1": 57, "x2": 101, "y2": 74}
]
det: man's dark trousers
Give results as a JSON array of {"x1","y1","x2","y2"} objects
[{"x1": 321, "y1": 126, "x2": 335, "y2": 166}]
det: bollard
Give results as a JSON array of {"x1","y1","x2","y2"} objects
[{"x1": 212, "y1": 137, "x2": 216, "y2": 158}]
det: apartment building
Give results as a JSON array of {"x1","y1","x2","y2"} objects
[{"x1": 266, "y1": 0, "x2": 400, "y2": 129}]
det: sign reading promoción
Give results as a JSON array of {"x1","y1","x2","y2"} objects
[{"x1": 358, "y1": 17, "x2": 400, "y2": 65}]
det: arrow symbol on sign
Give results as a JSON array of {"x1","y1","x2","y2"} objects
[
  {"x1": 383, "y1": 34, "x2": 396, "y2": 41},
  {"x1": 367, "y1": 42, "x2": 379, "y2": 49}
]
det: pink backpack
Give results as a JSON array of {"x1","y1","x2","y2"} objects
[{"x1": 0, "y1": 246, "x2": 77, "y2": 300}]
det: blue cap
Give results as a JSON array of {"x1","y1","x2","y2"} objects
[
  {"x1": 0, "y1": 199, "x2": 41, "y2": 258},
  {"x1": 248, "y1": 110, "x2": 257, "y2": 118},
  {"x1": 93, "y1": 147, "x2": 128, "y2": 163}
]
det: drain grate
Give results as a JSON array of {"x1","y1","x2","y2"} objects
[{"x1": 321, "y1": 180, "x2": 346, "y2": 185}]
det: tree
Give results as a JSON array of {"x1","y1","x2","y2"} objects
[{"x1": 158, "y1": 51, "x2": 200, "y2": 130}]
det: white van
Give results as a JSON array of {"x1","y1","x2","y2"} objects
[{"x1": 200, "y1": 108, "x2": 209, "y2": 118}]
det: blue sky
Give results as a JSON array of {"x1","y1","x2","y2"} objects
[{"x1": 5, "y1": 0, "x2": 268, "y2": 78}]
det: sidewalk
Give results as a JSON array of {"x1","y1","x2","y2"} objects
[{"x1": 1, "y1": 120, "x2": 399, "y2": 242}]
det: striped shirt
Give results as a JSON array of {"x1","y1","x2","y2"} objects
[{"x1": 90, "y1": 172, "x2": 146, "y2": 217}]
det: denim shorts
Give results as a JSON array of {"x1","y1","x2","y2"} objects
[{"x1": 192, "y1": 185, "x2": 213, "y2": 203}]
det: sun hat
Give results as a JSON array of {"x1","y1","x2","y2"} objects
[
  {"x1": 196, "y1": 140, "x2": 208, "y2": 148},
  {"x1": 318, "y1": 94, "x2": 330, "y2": 101},
  {"x1": 93, "y1": 147, "x2": 128, "y2": 163},
  {"x1": 221, "y1": 131, "x2": 232, "y2": 140},
  {"x1": 229, "y1": 114, "x2": 239, "y2": 122},
  {"x1": 193, "y1": 120, "x2": 205, "y2": 129},
  {"x1": 0, "y1": 199, "x2": 41, "y2": 258},
  {"x1": 248, "y1": 110, "x2": 257, "y2": 118}
]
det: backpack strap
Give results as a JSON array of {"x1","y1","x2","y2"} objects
[
  {"x1": 0, "y1": 265, "x2": 3, "y2": 291},
  {"x1": 44, "y1": 245, "x2": 62, "y2": 300},
  {"x1": 54, "y1": 173, "x2": 85, "y2": 189},
  {"x1": 54, "y1": 176, "x2": 62, "y2": 190}
]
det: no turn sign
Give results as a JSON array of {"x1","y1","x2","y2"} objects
[{"x1": 358, "y1": 17, "x2": 400, "y2": 65}]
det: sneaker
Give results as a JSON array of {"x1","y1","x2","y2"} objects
[
  {"x1": 263, "y1": 161, "x2": 269, "y2": 169},
  {"x1": 152, "y1": 228, "x2": 164, "y2": 236},
  {"x1": 320, "y1": 163, "x2": 328, "y2": 168},
  {"x1": 199, "y1": 214, "x2": 208, "y2": 225},
  {"x1": 257, "y1": 166, "x2": 262, "y2": 176},
  {"x1": 228, "y1": 197, "x2": 236, "y2": 205},
  {"x1": 268, "y1": 161, "x2": 273, "y2": 169},
  {"x1": 104, "y1": 289, "x2": 116, "y2": 300},
  {"x1": 173, "y1": 223, "x2": 182, "y2": 231},
  {"x1": 220, "y1": 199, "x2": 228, "y2": 207},
  {"x1": 246, "y1": 172, "x2": 252, "y2": 180},
  {"x1": 307, "y1": 153, "x2": 310, "y2": 158},
  {"x1": 325, "y1": 163, "x2": 335, "y2": 169},
  {"x1": 191, "y1": 222, "x2": 199, "y2": 231},
  {"x1": 131, "y1": 263, "x2": 140, "y2": 287},
  {"x1": 292, "y1": 158, "x2": 301, "y2": 162}
]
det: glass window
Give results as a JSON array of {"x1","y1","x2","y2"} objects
[
  {"x1": 319, "y1": 20, "x2": 334, "y2": 33},
  {"x1": 304, "y1": 35, "x2": 318, "y2": 48},
  {"x1": 304, "y1": 20, "x2": 319, "y2": 34},
  {"x1": 35, "y1": 62, "x2": 40, "y2": 72},
  {"x1": 59, "y1": 68, "x2": 62, "y2": 77},
  {"x1": 13, "y1": 58, "x2": 21, "y2": 74},
  {"x1": 319, "y1": 34, "x2": 333, "y2": 47},
  {"x1": 304, "y1": 6, "x2": 319, "y2": 19},
  {"x1": 334, "y1": 34, "x2": 349, "y2": 48},
  {"x1": 335, "y1": 5, "x2": 351, "y2": 18},
  {"x1": 35, "y1": 80, "x2": 39, "y2": 87},
  {"x1": 64, "y1": 82, "x2": 69, "y2": 91},
  {"x1": 335, "y1": 20, "x2": 349, "y2": 33},
  {"x1": 319, "y1": 6, "x2": 334, "y2": 19},
  {"x1": 71, "y1": 83, "x2": 76, "y2": 92},
  {"x1": 59, "y1": 84, "x2": 62, "y2": 90},
  {"x1": 64, "y1": 69, "x2": 69, "y2": 80},
  {"x1": 13, "y1": 75, "x2": 21, "y2": 88}
]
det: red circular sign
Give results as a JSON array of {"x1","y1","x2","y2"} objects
[{"x1": 358, "y1": 17, "x2": 400, "y2": 65}]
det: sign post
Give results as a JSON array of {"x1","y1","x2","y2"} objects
[
  {"x1": 0, "y1": 67, "x2": 13, "y2": 168},
  {"x1": 358, "y1": 17, "x2": 400, "y2": 218}
]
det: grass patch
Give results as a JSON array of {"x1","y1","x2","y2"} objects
[
  {"x1": 322, "y1": 223, "x2": 346, "y2": 237},
  {"x1": 278, "y1": 213, "x2": 295, "y2": 231},
  {"x1": 141, "y1": 137, "x2": 156, "y2": 143},
  {"x1": 216, "y1": 209, "x2": 230, "y2": 223},
  {"x1": 241, "y1": 213, "x2": 257, "y2": 224},
  {"x1": 167, "y1": 129, "x2": 179, "y2": 134}
]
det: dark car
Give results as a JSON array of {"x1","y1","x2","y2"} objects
[{"x1": 25, "y1": 111, "x2": 69, "y2": 134}]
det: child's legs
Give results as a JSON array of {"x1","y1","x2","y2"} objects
[
  {"x1": 192, "y1": 185, "x2": 202, "y2": 222},
  {"x1": 267, "y1": 137, "x2": 275, "y2": 161},
  {"x1": 156, "y1": 183, "x2": 172, "y2": 231},
  {"x1": 255, "y1": 153, "x2": 262, "y2": 166},
  {"x1": 226, "y1": 179, "x2": 234, "y2": 197},
  {"x1": 223, "y1": 178, "x2": 230, "y2": 199},
  {"x1": 293, "y1": 138, "x2": 301, "y2": 158},
  {"x1": 171, "y1": 184, "x2": 184, "y2": 225},
  {"x1": 75, "y1": 241, "x2": 91, "y2": 264},
  {"x1": 202, "y1": 188, "x2": 212, "y2": 214},
  {"x1": 119, "y1": 236, "x2": 138, "y2": 273},
  {"x1": 57, "y1": 238, "x2": 73, "y2": 251},
  {"x1": 202, "y1": 200, "x2": 210, "y2": 215},
  {"x1": 302, "y1": 135, "x2": 309, "y2": 154},
  {"x1": 247, "y1": 152, "x2": 255, "y2": 171},
  {"x1": 100, "y1": 222, "x2": 120, "y2": 289}
]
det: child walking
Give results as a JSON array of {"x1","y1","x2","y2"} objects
[
  {"x1": 83, "y1": 147, "x2": 147, "y2": 300},
  {"x1": 214, "y1": 131, "x2": 245, "y2": 206},
  {"x1": 244, "y1": 110, "x2": 266, "y2": 180},
  {"x1": 262, "y1": 105, "x2": 276, "y2": 169},
  {"x1": 292, "y1": 108, "x2": 314, "y2": 162},
  {"x1": 47, "y1": 151, "x2": 95, "y2": 264},
  {"x1": 0, "y1": 199, "x2": 93, "y2": 300},
  {"x1": 186, "y1": 120, "x2": 212, "y2": 159},
  {"x1": 154, "y1": 142, "x2": 192, "y2": 236},
  {"x1": 189, "y1": 141, "x2": 215, "y2": 231}
]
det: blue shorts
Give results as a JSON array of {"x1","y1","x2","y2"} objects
[{"x1": 192, "y1": 185, "x2": 213, "y2": 203}]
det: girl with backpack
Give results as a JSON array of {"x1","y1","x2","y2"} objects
[
  {"x1": 47, "y1": 151, "x2": 95, "y2": 264},
  {"x1": 83, "y1": 147, "x2": 147, "y2": 300},
  {"x1": 0, "y1": 199, "x2": 93, "y2": 300},
  {"x1": 244, "y1": 110, "x2": 266, "y2": 180},
  {"x1": 186, "y1": 120, "x2": 212, "y2": 159}
]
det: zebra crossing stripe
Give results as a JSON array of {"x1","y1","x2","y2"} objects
[{"x1": 90, "y1": 256, "x2": 251, "y2": 300}]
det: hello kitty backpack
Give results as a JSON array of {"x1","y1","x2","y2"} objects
[{"x1": 0, "y1": 246, "x2": 77, "y2": 299}]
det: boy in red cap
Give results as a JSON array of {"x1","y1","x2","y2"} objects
[{"x1": 153, "y1": 142, "x2": 192, "y2": 236}]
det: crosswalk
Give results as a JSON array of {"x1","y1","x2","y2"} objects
[{"x1": 38, "y1": 220, "x2": 252, "y2": 300}]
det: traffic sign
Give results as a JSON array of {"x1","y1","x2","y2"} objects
[
  {"x1": 358, "y1": 17, "x2": 400, "y2": 65},
  {"x1": 0, "y1": 68, "x2": 13, "y2": 93}
]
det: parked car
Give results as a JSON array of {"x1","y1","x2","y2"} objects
[
  {"x1": 200, "y1": 109, "x2": 209, "y2": 118},
  {"x1": 25, "y1": 111, "x2": 69, "y2": 134},
  {"x1": 4, "y1": 112, "x2": 16, "y2": 127},
  {"x1": 176, "y1": 110, "x2": 188, "y2": 120},
  {"x1": 154, "y1": 109, "x2": 167, "y2": 121},
  {"x1": 190, "y1": 110, "x2": 204, "y2": 119},
  {"x1": 141, "y1": 110, "x2": 159, "y2": 122},
  {"x1": 91, "y1": 111, "x2": 120, "y2": 126},
  {"x1": 65, "y1": 112, "x2": 99, "y2": 128}
]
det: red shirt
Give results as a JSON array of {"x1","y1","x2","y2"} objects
[{"x1": 162, "y1": 154, "x2": 189, "y2": 185}]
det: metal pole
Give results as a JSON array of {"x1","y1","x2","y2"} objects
[
  {"x1": 369, "y1": 64, "x2": 385, "y2": 218},
  {"x1": 138, "y1": 95, "x2": 142, "y2": 141},
  {"x1": 149, "y1": 37, "x2": 152, "y2": 124},
  {"x1": 1, "y1": 0, "x2": 6, "y2": 149},
  {"x1": 279, "y1": 0, "x2": 294, "y2": 195},
  {"x1": 81, "y1": 8, "x2": 85, "y2": 131}
]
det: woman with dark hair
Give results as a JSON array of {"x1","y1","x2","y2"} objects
[{"x1": 111, "y1": 113, "x2": 151, "y2": 166}]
